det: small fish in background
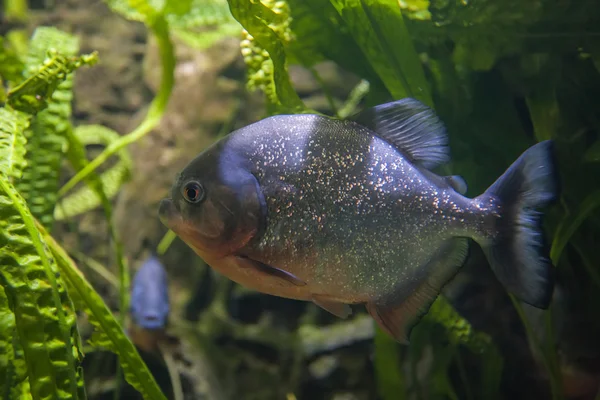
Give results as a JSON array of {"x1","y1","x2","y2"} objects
[
  {"x1": 129, "y1": 255, "x2": 170, "y2": 353},
  {"x1": 159, "y1": 98, "x2": 558, "y2": 344}
]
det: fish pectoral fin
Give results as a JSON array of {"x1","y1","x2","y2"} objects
[
  {"x1": 444, "y1": 175, "x2": 468, "y2": 195},
  {"x1": 312, "y1": 295, "x2": 352, "y2": 319},
  {"x1": 366, "y1": 238, "x2": 469, "y2": 344},
  {"x1": 235, "y1": 256, "x2": 306, "y2": 287},
  {"x1": 350, "y1": 98, "x2": 449, "y2": 170}
]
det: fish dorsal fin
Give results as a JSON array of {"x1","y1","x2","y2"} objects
[{"x1": 351, "y1": 98, "x2": 450, "y2": 170}]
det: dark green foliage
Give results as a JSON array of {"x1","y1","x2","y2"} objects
[{"x1": 2, "y1": 0, "x2": 599, "y2": 398}]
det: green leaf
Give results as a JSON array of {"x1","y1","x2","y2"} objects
[
  {"x1": 7, "y1": 33, "x2": 97, "y2": 114},
  {"x1": 14, "y1": 27, "x2": 95, "y2": 230},
  {"x1": 55, "y1": 125, "x2": 132, "y2": 221},
  {"x1": 328, "y1": 0, "x2": 432, "y2": 105},
  {"x1": 0, "y1": 36, "x2": 26, "y2": 90},
  {"x1": 374, "y1": 328, "x2": 405, "y2": 400},
  {"x1": 38, "y1": 221, "x2": 168, "y2": 400},
  {"x1": 229, "y1": 0, "x2": 306, "y2": 113},
  {"x1": 283, "y1": 0, "x2": 383, "y2": 91},
  {"x1": 60, "y1": 124, "x2": 131, "y2": 326},
  {"x1": 0, "y1": 174, "x2": 84, "y2": 400},
  {"x1": 103, "y1": 0, "x2": 162, "y2": 25},
  {"x1": 550, "y1": 190, "x2": 600, "y2": 265},
  {"x1": 0, "y1": 287, "x2": 18, "y2": 397},
  {"x1": 0, "y1": 108, "x2": 30, "y2": 181}
]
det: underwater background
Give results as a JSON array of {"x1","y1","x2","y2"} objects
[{"x1": 1, "y1": 0, "x2": 600, "y2": 399}]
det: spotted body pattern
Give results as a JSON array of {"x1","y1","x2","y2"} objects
[
  {"x1": 160, "y1": 98, "x2": 557, "y2": 343},
  {"x1": 230, "y1": 115, "x2": 494, "y2": 301}
]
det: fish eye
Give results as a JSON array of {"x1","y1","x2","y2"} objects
[{"x1": 182, "y1": 181, "x2": 205, "y2": 204}]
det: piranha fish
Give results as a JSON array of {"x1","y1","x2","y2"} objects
[{"x1": 158, "y1": 98, "x2": 558, "y2": 343}]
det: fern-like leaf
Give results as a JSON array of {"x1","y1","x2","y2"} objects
[
  {"x1": 0, "y1": 174, "x2": 84, "y2": 400},
  {"x1": 14, "y1": 27, "x2": 96, "y2": 231},
  {"x1": 55, "y1": 125, "x2": 131, "y2": 221},
  {"x1": 38, "y1": 221, "x2": 167, "y2": 400},
  {"x1": 0, "y1": 108, "x2": 30, "y2": 181}
]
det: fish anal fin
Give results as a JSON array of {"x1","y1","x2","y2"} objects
[
  {"x1": 235, "y1": 256, "x2": 306, "y2": 287},
  {"x1": 350, "y1": 98, "x2": 449, "y2": 170},
  {"x1": 366, "y1": 238, "x2": 469, "y2": 344},
  {"x1": 312, "y1": 295, "x2": 352, "y2": 319}
]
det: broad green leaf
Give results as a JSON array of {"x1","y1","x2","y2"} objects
[
  {"x1": 166, "y1": 0, "x2": 230, "y2": 25},
  {"x1": 103, "y1": 0, "x2": 162, "y2": 25},
  {"x1": 167, "y1": 0, "x2": 241, "y2": 50},
  {"x1": 38, "y1": 221, "x2": 168, "y2": 400},
  {"x1": 284, "y1": 0, "x2": 384, "y2": 92},
  {"x1": 228, "y1": 0, "x2": 306, "y2": 113},
  {"x1": 328, "y1": 0, "x2": 432, "y2": 105},
  {"x1": 0, "y1": 108, "x2": 30, "y2": 181},
  {"x1": 0, "y1": 174, "x2": 84, "y2": 400},
  {"x1": 0, "y1": 37, "x2": 25, "y2": 90}
]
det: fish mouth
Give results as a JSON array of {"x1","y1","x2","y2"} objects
[
  {"x1": 158, "y1": 198, "x2": 181, "y2": 230},
  {"x1": 158, "y1": 198, "x2": 210, "y2": 256}
]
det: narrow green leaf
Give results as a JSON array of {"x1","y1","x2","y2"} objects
[
  {"x1": 374, "y1": 328, "x2": 405, "y2": 400},
  {"x1": 550, "y1": 190, "x2": 600, "y2": 264},
  {"x1": 38, "y1": 221, "x2": 168, "y2": 400},
  {"x1": 328, "y1": 0, "x2": 432, "y2": 105},
  {"x1": 0, "y1": 108, "x2": 30, "y2": 181},
  {"x1": 0, "y1": 174, "x2": 84, "y2": 400},
  {"x1": 526, "y1": 90, "x2": 560, "y2": 142}
]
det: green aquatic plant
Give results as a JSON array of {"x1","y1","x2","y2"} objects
[
  {"x1": 224, "y1": 0, "x2": 599, "y2": 399},
  {"x1": 0, "y1": 24, "x2": 167, "y2": 399},
  {"x1": 1, "y1": 0, "x2": 598, "y2": 398},
  {"x1": 227, "y1": 1, "x2": 503, "y2": 398}
]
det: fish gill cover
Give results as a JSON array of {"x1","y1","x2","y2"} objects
[{"x1": 0, "y1": 0, "x2": 599, "y2": 399}]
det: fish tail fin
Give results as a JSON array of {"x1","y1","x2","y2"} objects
[{"x1": 479, "y1": 140, "x2": 559, "y2": 309}]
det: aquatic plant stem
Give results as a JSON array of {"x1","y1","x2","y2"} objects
[
  {"x1": 157, "y1": 229, "x2": 177, "y2": 256},
  {"x1": 58, "y1": 16, "x2": 175, "y2": 197}
]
